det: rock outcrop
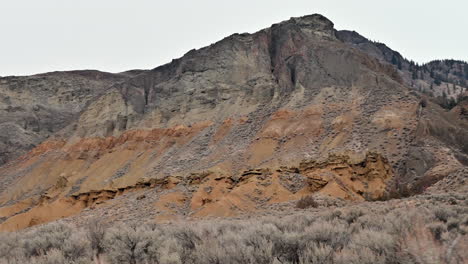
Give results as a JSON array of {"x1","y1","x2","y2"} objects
[
  {"x1": 0, "y1": 70, "x2": 144, "y2": 165},
  {"x1": 0, "y1": 14, "x2": 466, "y2": 231},
  {"x1": 0, "y1": 152, "x2": 392, "y2": 231}
]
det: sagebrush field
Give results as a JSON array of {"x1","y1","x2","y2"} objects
[{"x1": 1, "y1": 193, "x2": 466, "y2": 264}]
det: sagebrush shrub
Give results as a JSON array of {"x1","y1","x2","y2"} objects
[
  {"x1": 299, "y1": 243, "x2": 333, "y2": 264},
  {"x1": 349, "y1": 229, "x2": 397, "y2": 262},
  {"x1": 103, "y1": 224, "x2": 161, "y2": 264},
  {"x1": 434, "y1": 207, "x2": 454, "y2": 222},
  {"x1": 1, "y1": 193, "x2": 466, "y2": 264},
  {"x1": 22, "y1": 222, "x2": 73, "y2": 257},
  {"x1": 334, "y1": 247, "x2": 385, "y2": 264},
  {"x1": 427, "y1": 222, "x2": 446, "y2": 241},
  {"x1": 0, "y1": 233, "x2": 25, "y2": 263},
  {"x1": 86, "y1": 219, "x2": 107, "y2": 263},
  {"x1": 303, "y1": 220, "x2": 350, "y2": 250},
  {"x1": 0, "y1": 222, "x2": 92, "y2": 264},
  {"x1": 296, "y1": 195, "x2": 318, "y2": 209}
]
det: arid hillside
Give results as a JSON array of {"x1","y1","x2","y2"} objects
[
  {"x1": 0, "y1": 70, "x2": 145, "y2": 165},
  {"x1": 0, "y1": 14, "x2": 467, "y2": 232}
]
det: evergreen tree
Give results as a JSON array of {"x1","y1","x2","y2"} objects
[
  {"x1": 391, "y1": 55, "x2": 402, "y2": 70},
  {"x1": 391, "y1": 55, "x2": 398, "y2": 65},
  {"x1": 412, "y1": 70, "x2": 418, "y2": 80},
  {"x1": 461, "y1": 79, "x2": 466, "y2": 87},
  {"x1": 447, "y1": 98, "x2": 456, "y2": 109}
]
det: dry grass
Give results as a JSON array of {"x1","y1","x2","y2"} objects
[{"x1": 0, "y1": 192, "x2": 467, "y2": 264}]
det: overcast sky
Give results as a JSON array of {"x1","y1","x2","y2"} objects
[{"x1": 1, "y1": 0, "x2": 467, "y2": 76}]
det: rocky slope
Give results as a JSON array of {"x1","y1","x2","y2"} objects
[
  {"x1": 0, "y1": 70, "x2": 145, "y2": 165},
  {"x1": 0, "y1": 14, "x2": 466, "y2": 231},
  {"x1": 337, "y1": 30, "x2": 468, "y2": 107}
]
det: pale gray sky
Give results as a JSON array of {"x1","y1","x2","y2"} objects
[{"x1": 1, "y1": 0, "x2": 466, "y2": 76}]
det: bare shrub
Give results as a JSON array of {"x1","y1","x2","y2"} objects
[
  {"x1": 33, "y1": 249, "x2": 67, "y2": 264},
  {"x1": 427, "y1": 222, "x2": 446, "y2": 241},
  {"x1": 14, "y1": 222, "x2": 92, "y2": 263},
  {"x1": 242, "y1": 225, "x2": 275, "y2": 263},
  {"x1": 299, "y1": 243, "x2": 333, "y2": 264},
  {"x1": 304, "y1": 220, "x2": 350, "y2": 250},
  {"x1": 194, "y1": 236, "x2": 252, "y2": 264},
  {"x1": 342, "y1": 208, "x2": 365, "y2": 224},
  {"x1": 103, "y1": 223, "x2": 160, "y2": 264},
  {"x1": 86, "y1": 219, "x2": 107, "y2": 263},
  {"x1": 447, "y1": 218, "x2": 460, "y2": 231},
  {"x1": 0, "y1": 232, "x2": 24, "y2": 263},
  {"x1": 461, "y1": 215, "x2": 468, "y2": 226},
  {"x1": 382, "y1": 209, "x2": 419, "y2": 236},
  {"x1": 61, "y1": 231, "x2": 92, "y2": 262},
  {"x1": 434, "y1": 207, "x2": 454, "y2": 222},
  {"x1": 22, "y1": 222, "x2": 73, "y2": 257},
  {"x1": 296, "y1": 195, "x2": 319, "y2": 209},
  {"x1": 349, "y1": 229, "x2": 397, "y2": 263},
  {"x1": 355, "y1": 213, "x2": 386, "y2": 231},
  {"x1": 272, "y1": 232, "x2": 303, "y2": 263},
  {"x1": 321, "y1": 209, "x2": 343, "y2": 221},
  {"x1": 170, "y1": 227, "x2": 201, "y2": 263},
  {"x1": 157, "y1": 237, "x2": 182, "y2": 264},
  {"x1": 420, "y1": 98, "x2": 428, "y2": 108},
  {"x1": 334, "y1": 247, "x2": 384, "y2": 264}
]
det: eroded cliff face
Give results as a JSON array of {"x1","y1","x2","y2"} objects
[
  {"x1": 0, "y1": 152, "x2": 392, "y2": 231},
  {"x1": 0, "y1": 70, "x2": 143, "y2": 165},
  {"x1": 0, "y1": 14, "x2": 466, "y2": 231}
]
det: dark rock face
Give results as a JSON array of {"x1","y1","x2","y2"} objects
[
  {"x1": 75, "y1": 14, "x2": 401, "y2": 139},
  {"x1": 0, "y1": 70, "x2": 139, "y2": 164}
]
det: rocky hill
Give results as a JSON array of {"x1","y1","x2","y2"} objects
[
  {"x1": 0, "y1": 14, "x2": 466, "y2": 231},
  {"x1": 337, "y1": 30, "x2": 468, "y2": 108},
  {"x1": 0, "y1": 70, "x2": 145, "y2": 165}
]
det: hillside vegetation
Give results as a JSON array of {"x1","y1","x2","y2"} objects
[{"x1": 1, "y1": 192, "x2": 466, "y2": 264}]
